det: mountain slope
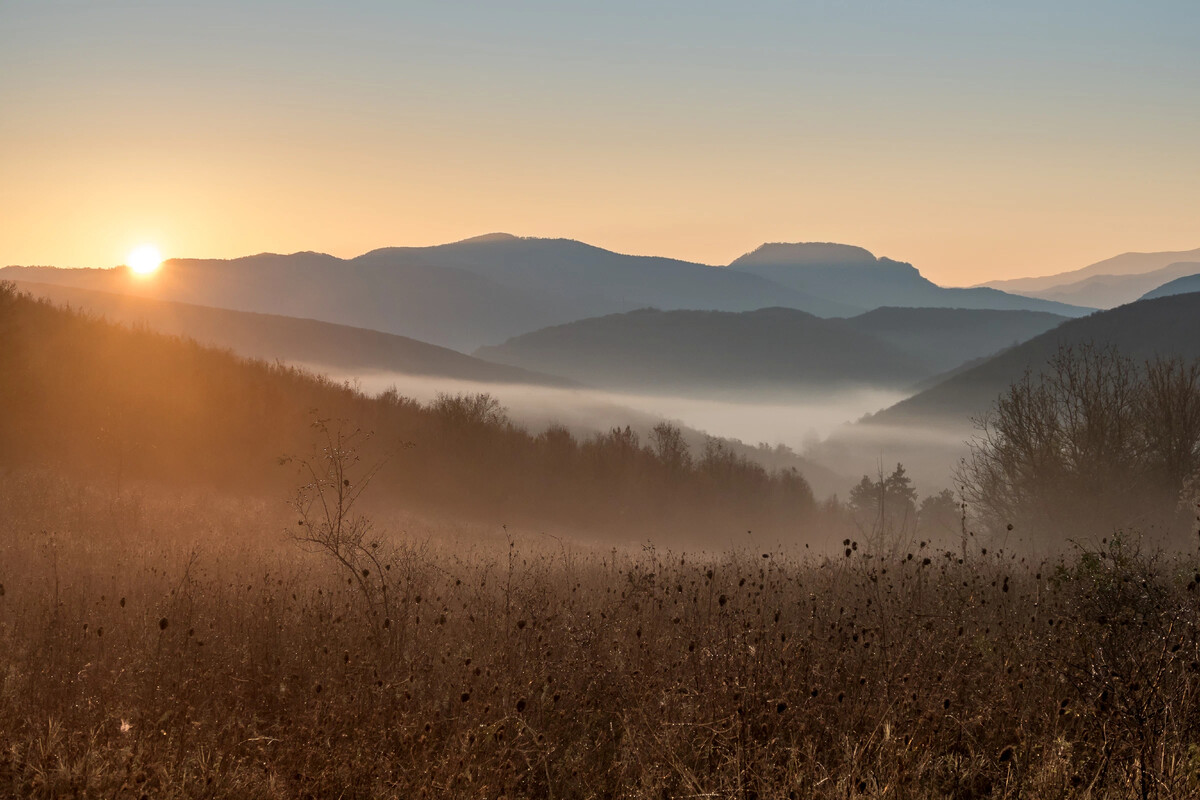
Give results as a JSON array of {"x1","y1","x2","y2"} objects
[
  {"x1": 871, "y1": 293, "x2": 1200, "y2": 428},
  {"x1": 729, "y1": 243, "x2": 1092, "y2": 317},
  {"x1": 1138, "y1": 268, "x2": 1200, "y2": 301},
  {"x1": 476, "y1": 307, "x2": 936, "y2": 395},
  {"x1": 1, "y1": 254, "x2": 583, "y2": 352},
  {"x1": 0, "y1": 282, "x2": 819, "y2": 544},
  {"x1": 981, "y1": 247, "x2": 1200, "y2": 297},
  {"x1": 12, "y1": 281, "x2": 571, "y2": 386},
  {"x1": 1007, "y1": 260, "x2": 1200, "y2": 308},
  {"x1": 841, "y1": 307, "x2": 1068, "y2": 375}
]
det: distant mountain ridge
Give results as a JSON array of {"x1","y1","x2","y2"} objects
[
  {"x1": 1138, "y1": 268, "x2": 1200, "y2": 301},
  {"x1": 1, "y1": 235, "x2": 1093, "y2": 350},
  {"x1": 1002, "y1": 260, "x2": 1200, "y2": 309},
  {"x1": 871, "y1": 292, "x2": 1200, "y2": 428},
  {"x1": 844, "y1": 307, "x2": 1068, "y2": 374},
  {"x1": 979, "y1": 247, "x2": 1200, "y2": 307},
  {"x1": 12, "y1": 280, "x2": 571, "y2": 387},
  {"x1": 475, "y1": 306, "x2": 1069, "y2": 397},
  {"x1": 477, "y1": 307, "x2": 924, "y2": 395},
  {"x1": 805, "y1": 292, "x2": 1200, "y2": 492}
]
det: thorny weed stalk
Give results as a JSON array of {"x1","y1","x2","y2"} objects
[{"x1": 283, "y1": 418, "x2": 392, "y2": 628}]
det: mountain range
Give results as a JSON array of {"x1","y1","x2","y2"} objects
[
  {"x1": 802, "y1": 290, "x2": 1200, "y2": 492},
  {"x1": 12, "y1": 281, "x2": 570, "y2": 387},
  {"x1": 1, "y1": 235, "x2": 1091, "y2": 351},
  {"x1": 871, "y1": 291, "x2": 1200, "y2": 428},
  {"x1": 477, "y1": 306, "x2": 1069, "y2": 396},
  {"x1": 979, "y1": 248, "x2": 1200, "y2": 308},
  {"x1": 1139, "y1": 270, "x2": 1200, "y2": 302}
]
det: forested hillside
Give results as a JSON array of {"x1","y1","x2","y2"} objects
[{"x1": 0, "y1": 283, "x2": 815, "y2": 545}]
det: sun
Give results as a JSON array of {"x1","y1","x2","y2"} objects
[{"x1": 127, "y1": 244, "x2": 162, "y2": 275}]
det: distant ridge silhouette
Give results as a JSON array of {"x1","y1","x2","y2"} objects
[
  {"x1": 1139, "y1": 268, "x2": 1200, "y2": 301},
  {"x1": 475, "y1": 306, "x2": 1068, "y2": 396},
  {"x1": 980, "y1": 247, "x2": 1200, "y2": 306},
  {"x1": 0, "y1": 234, "x2": 1092, "y2": 350},
  {"x1": 729, "y1": 242, "x2": 1087, "y2": 315},
  {"x1": 14, "y1": 281, "x2": 572, "y2": 387},
  {"x1": 871, "y1": 292, "x2": 1200, "y2": 428}
]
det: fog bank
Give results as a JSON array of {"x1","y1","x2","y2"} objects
[{"x1": 322, "y1": 367, "x2": 907, "y2": 450}]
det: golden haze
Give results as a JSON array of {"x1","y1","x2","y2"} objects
[{"x1": 3, "y1": 122, "x2": 1197, "y2": 285}]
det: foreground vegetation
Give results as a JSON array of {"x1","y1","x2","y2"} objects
[{"x1": 3, "y1": 472, "x2": 1199, "y2": 799}]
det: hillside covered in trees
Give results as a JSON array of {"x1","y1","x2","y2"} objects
[{"x1": 0, "y1": 282, "x2": 816, "y2": 546}]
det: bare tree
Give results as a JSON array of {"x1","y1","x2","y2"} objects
[
  {"x1": 284, "y1": 418, "x2": 391, "y2": 625},
  {"x1": 649, "y1": 422, "x2": 691, "y2": 473},
  {"x1": 958, "y1": 344, "x2": 1200, "y2": 542}
]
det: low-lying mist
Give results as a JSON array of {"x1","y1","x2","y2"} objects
[
  {"x1": 318, "y1": 365, "x2": 931, "y2": 497},
  {"x1": 325, "y1": 366, "x2": 907, "y2": 455}
]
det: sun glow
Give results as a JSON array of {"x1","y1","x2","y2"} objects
[{"x1": 127, "y1": 244, "x2": 162, "y2": 275}]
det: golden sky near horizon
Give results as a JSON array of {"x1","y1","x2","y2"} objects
[{"x1": 2, "y1": 2, "x2": 1197, "y2": 286}]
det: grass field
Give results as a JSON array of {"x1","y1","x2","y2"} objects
[{"x1": 3, "y1": 471, "x2": 1200, "y2": 799}]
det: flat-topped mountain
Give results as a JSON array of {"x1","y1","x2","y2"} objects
[{"x1": 729, "y1": 243, "x2": 1089, "y2": 315}]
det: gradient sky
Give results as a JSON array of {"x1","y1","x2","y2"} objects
[{"x1": 2, "y1": 1, "x2": 1197, "y2": 285}]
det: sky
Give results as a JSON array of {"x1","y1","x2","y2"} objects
[{"x1": 2, "y1": 1, "x2": 1197, "y2": 285}]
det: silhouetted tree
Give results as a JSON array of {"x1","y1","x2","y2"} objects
[
  {"x1": 650, "y1": 422, "x2": 691, "y2": 473},
  {"x1": 849, "y1": 463, "x2": 918, "y2": 548},
  {"x1": 431, "y1": 392, "x2": 507, "y2": 429},
  {"x1": 958, "y1": 343, "x2": 1200, "y2": 541}
]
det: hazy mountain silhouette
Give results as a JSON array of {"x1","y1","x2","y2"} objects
[
  {"x1": 14, "y1": 281, "x2": 571, "y2": 386},
  {"x1": 728, "y1": 243, "x2": 1091, "y2": 316},
  {"x1": 980, "y1": 247, "x2": 1200, "y2": 301},
  {"x1": 1, "y1": 254, "x2": 584, "y2": 352},
  {"x1": 1, "y1": 235, "x2": 1093, "y2": 350},
  {"x1": 1138, "y1": 267, "x2": 1200, "y2": 301},
  {"x1": 0, "y1": 237, "x2": 847, "y2": 350},
  {"x1": 998, "y1": 260, "x2": 1200, "y2": 309},
  {"x1": 800, "y1": 292, "x2": 1200, "y2": 492},
  {"x1": 359, "y1": 234, "x2": 859, "y2": 318},
  {"x1": 478, "y1": 306, "x2": 1069, "y2": 395},
  {"x1": 871, "y1": 293, "x2": 1200, "y2": 428},
  {"x1": 841, "y1": 307, "x2": 1067, "y2": 375}
]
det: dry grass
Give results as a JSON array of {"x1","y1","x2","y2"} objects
[{"x1": 2, "y1": 471, "x2": 1200, "y2": 799}]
